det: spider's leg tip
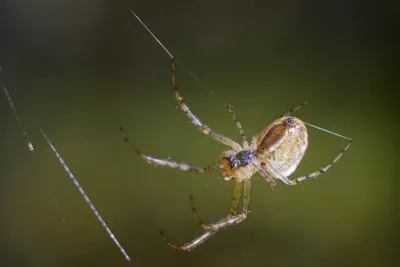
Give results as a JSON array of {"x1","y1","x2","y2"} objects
[
  {"x1": 189, "y1": 195, "x2": 197, "y2": 209},
  {"x1": 159, "y1": 230, "x2": 169, "y2": 242}
]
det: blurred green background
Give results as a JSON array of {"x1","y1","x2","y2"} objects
[{"x1": 0, "y1": 1, "x2": 398, "y2": 266}]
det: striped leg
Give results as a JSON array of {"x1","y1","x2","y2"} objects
[
  {"x1": 226, "y1": 104, "x2": 249, "y2": 148},
  {"x1": 293, "y1": 139, "x2": 352, "y2": 183},
  {"x1": 172, "y1": 58, "x2": 242, "y2": 151},
  {"x1": 188, "y1": 181, "x2": 243, "y2": 232},
  {"x1": 160, "y1": 180, "x2": 251, "y2": 251},
  {"x1": 121, "y1": 126, "x2": 217, "y2": 173},
  {"x1": 278, "y1": 101, "x2": 311, "y2": 118},
  {"x1": 228, "y1": 181, "x2": 243, "y2": 216}
]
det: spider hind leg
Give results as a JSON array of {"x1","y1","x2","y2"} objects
[{"x1": 293, "y1": 139, "x2": 352, "y2": 183}]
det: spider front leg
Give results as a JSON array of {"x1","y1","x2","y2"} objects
[
  {"x1": 171, "y1": 58, "x2": 242, "y2": 151},
  {"x1": 160, "y1": 180, "x2": 251, "y2": 251},
  {"x1": 120, "y1": 126, "x2": 217, "y2": 173}
]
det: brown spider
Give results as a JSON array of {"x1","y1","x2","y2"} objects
[{"x1": 120, "y1": 58, "x2": 352, "y2": 251}]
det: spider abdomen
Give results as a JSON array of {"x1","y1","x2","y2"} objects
[{"x1": 257, "y1": 116, "x2": 308, "y2": 178}]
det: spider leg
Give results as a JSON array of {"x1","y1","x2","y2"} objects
[
  {"x1": 258, "y1": 138, "x2": 352, "y2": 185},
  {"x1": 292, "y1": 139, "x2": 352, "y2": 183},
  {"x1": 228, "y1": 181, "x2": 243, "y2": 216},
  {"x1": 257, "y1": 160, "x2": 296, "y2": 185},
  {"x1": 199, "y1": 181, "x2": 251, "y2": 233},
  {"x1": 189, "y1": 182, "x2": 243, "y2": 232},
  {"x1": 171, "y1": 58, "x2": 242, "y2": 151},
  {"x1": 226, "y1": 104, "x2": 249, "y2": 148},
  {"x1": 250, "y1": 135, "x2": 258, "y2": 151},
  {"x1": 188, "y1": 194, "x2": 210, "y2": 230},
  {"x1": 121, "y1": 126, "x2": 217, "y2": 173},
  {"x1": 255, "y1": 163, "x2": 277, "y2": 187},
  {"x1": 278, "y1": 101, "x2": 311, "y2": 118},
  {"x1": 160, "y1": 180, "x2": 251, "y2": 251},
  {"x1": 160, "y1": 229, "x2": 216, "y2": 251}
]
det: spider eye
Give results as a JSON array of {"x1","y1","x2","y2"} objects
[{"x1": 284, "y1": 116, "x2": 295, "y2": 127}]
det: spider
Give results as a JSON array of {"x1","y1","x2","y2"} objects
[{"x1": 120, "y1": 58, "x2": 352, "y2": 251}]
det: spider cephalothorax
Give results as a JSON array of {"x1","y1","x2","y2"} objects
[
  {"x1": 220, "y1": 151, "x2": 257, "y2": 180},
  {"x1": 227, "y1": 151, "x2": 257, "y2": 168},
  {"x1": 121, "y1": 58, "x2": 352, "y2": 251}
]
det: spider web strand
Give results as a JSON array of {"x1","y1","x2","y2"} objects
[
  {"x1": 1, "y1": 65, "x2": 34, "y2": 151},
  {"x1": 129, "y1": 9, "x2": 228, "y2": 107},
  {"x1": 41, "y1": 130, "x2": 131, "y2": 262},
  {"x1": 303, "y1": 121, "x2": 352, "y2": 140}
]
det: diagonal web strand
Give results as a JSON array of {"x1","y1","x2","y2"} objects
[
  {"x1": 1, "y1": 65, "x2": 34, "y2": 152},
  {"x1": 41, "y1": 130, "x2": 131, "y2": 262}
]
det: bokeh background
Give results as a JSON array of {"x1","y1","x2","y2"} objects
[{"x1": 0, "y1": 1, "x2": 398, "y2": 266}]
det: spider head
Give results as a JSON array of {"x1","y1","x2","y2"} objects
[
  {"x1": 220, "y1": 151, "x2": 257, "y2": 180},
  {"x1": 256, "y1": 116, "x2": 308, "y2": 177}
]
